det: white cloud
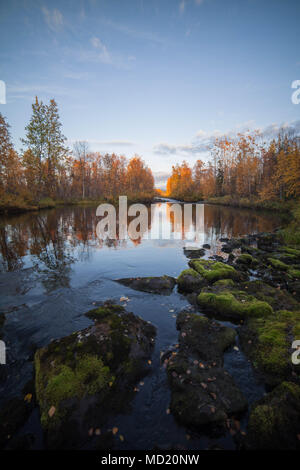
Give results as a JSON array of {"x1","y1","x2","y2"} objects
[
  {"x1": 42, "y1": 7, "x2": 63, "y2": 32},
  {"x1": 153, "y1": 120, "x2": 300, "y2": 157},
  {"x1": 90, "y1": 37, "x2": 111, "y2": 64},
  {"x1": 195, "y1": 0, "x2": 204, "y2": 5},
  {"x1": 67, "y1": 139, "x2": 135, "y2": 148}
]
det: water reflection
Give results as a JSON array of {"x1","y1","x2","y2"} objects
[{"x1": 0, "y1": 202, "x2": 285, "y2": 281}]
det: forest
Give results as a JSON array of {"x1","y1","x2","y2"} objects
[
  {"x1": 0, "y1": 97, "x2": 155, "y2": 213},
  {"x1": 1, "y1": 96, "x2": 300, "y2": 220},
  {"x1": 165, "y1": 131, "x2": 300, "y2": 209}
]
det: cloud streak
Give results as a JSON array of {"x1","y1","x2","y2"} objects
[
  {"x1": 153, "y1": 120, "x2": 300, "y2": 157},
  {"x1": 42, "y1": 7, "x2": 63, "y2": 32}
]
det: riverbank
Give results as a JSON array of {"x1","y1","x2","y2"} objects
[
  {"x1": 0, "y1": 192, "x2": 157, "y2": 215},
  {"x1": 204, "y1": 195, "x2": 297, "y2": 213}
]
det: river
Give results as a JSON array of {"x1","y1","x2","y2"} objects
[{"x1": 0, "y1": 201, "x2": 286, "y2": 449}]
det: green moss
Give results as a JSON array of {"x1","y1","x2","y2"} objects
[
  {"x1": 242, "y1": 280, "x2": 300, "y2": 312},
  {"x1": 86, "y1": 304, "x2": 125, "y2": 321},
  {"x1": 241, "y1": 310, "x2": 300, "y2": 384},
  {"x1": 236, "y1": 254, "x2": 259, "y2": 266},
  {"x1": 189, "y1": 259, "x2": 239, "y2": 283},
  {"x1": 288, "y1": 268, "x2": 300, "y2": 279},
  {"x1": 177, "y1": 268, "x2": 203, "y2": 292},
  {"x1": 280, "y1": 246, "x2": 300, "y2": 257},
  {"x1": 268, "y1": 258, "x2": 289, "y2": 271},
  {"x1": 178, "y1": 268, "x2": 200, "y2": 280},
  {"x1": 197, "y1": 290, "x2": 273, "y2": 320},
  {"x1": 36, "y1": 351, "x2": 114, "y2": 428},
  {"x1": 35, "y1": 303, "x2": 156, "y2": 437},
  {"x1": 246, "y1": 382, "x2": 300, "y2": 449},
  {"x1": 213, "y1": 278, "x2": 235, "y2": 287}
]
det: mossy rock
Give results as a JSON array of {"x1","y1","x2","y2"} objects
[
  {"x1": 116, "y1": 275, "x2": 176, "y2": 295},
  {"x1": 245, "y1": 382, "x2": 300, "y2": 449},
  {"x1": 268, "y1": 258, "x2": 289, "y2": 271},
  {"x1": 166, "y1": 311, "x2": 247, "y2": 432},
  {"x1": 241, "y1": 280, "x2": 300, "y2": 312},
  {"x1": 183, "y1": 247, "x2": 205, "y2": 259},
  {"x1": 177, "y1": 268, "x2": 203, "y2": 293},
  {"x1": 213, "y1": 279, "x2": 235, "y2": 288},
  {"x1": 239, "y1": 310, "x2": 300, "y2": 386},
  {"x1": 188, "y1": 259, "x2": 241, "y2": 283},
  {"x1": 176, "y1": 310, "x2": 237, "y2": 364},
  {"x1": 236, "y1": 254, "x2": 259, "y2": 267},
  {"x1": 197, "y1": 289, "x2": 273, "y2": 321},
  {"x1": 35, "y1": 301, "x2": 156, "y2": 448}
]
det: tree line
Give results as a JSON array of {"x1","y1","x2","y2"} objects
[
  {"x1": 166, "y1": 131, "x2": 300, "y2": 204},
  {"x1": 0, "y1": 97, "x2": 155, "y2": 211}
]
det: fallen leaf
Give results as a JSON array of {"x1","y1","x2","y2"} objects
[
  {"x1": 201, "y1": 382, "x2": 207, "y2": 389},
  {"x1": 88, "y1": 428, "x2": 94, "y2": 436},
  {"x1": 233, "y1": 346, "x2": 239, "y2": 351},
  {"x1": 148, "y1": 360, "x2": 152, "y2": 365},
  {"x1": 112, "y1": 427, "x2": 118, "y2": 435},
  {"x1": 210, "y1": 392, "x2": 217, "y2": 400},
  {"x1": 95, "y1": 428, "x2": 101, "y2": 436},
  {"x1": 24, "y1": 393, "x2": 32, "y2": 403},
  {"x1": 119, "y1": 435, "x2": 124, "y2": 442},
  {"x1": 166, "y1": 408, "x2": 170, "y2": 414},
  {"x1": 48, "y1": 406, "x2": 56, "y2": 418}
]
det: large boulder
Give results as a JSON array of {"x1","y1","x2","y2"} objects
[
  {"x1": 35, "y1": 301, "x2": 156, "y2": 448},
  {"x1": 166, "y1": 311, "x2": 247, "y2": 433}
]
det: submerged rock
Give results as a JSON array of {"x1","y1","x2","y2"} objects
[
  {"x1": 239, "y1": 309, "x2": 300, "y2": 386},
  {"x1": 116, "y1": 275, "x2": 176, "y2": 295},
  {"x1": 166, "y1": 310, "x2": 247, "y2": 433},
  {"x1": 34, "y1": 301, "x2": 156, "y2": 448},
  {"x1": 245, "y1": 382, "x2": 300, "y2": 449},
  {"x1": 183, "y1": 247, "x2": 205, "y2": 259}
]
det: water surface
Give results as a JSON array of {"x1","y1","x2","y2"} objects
[{"x1": 0, "y1": 202, "x2": 285, "y2": 449}]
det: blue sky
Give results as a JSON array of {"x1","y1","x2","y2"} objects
[{"x1": 0, "y1": 0, "x2": 300, "y2": 186}]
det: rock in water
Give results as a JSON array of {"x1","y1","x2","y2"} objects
[
  {"x1": 166, "y1": 310, "x2": 247, "y2": 433},
  {"x1": 34, "y1": 301, "x2": 156, "y2": 448},
  {"x1": 245, "y1": 382, "x2": 300, "y2": 450},
  {"x1": 116, "y1": 275, "x2": 176, "y2": 295}
]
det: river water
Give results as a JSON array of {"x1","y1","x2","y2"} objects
[{"x1": 0, "y1": 201, "x2": 286, "y2": 449}]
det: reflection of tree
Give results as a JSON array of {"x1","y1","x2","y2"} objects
[
  {"x1": 29, "y1": 213, "x2": 74, "y2": 291},
  {"x1": 0, "y1": 204, "x2": 286, "y2": 291},
  {"x1": 0, "y1": 224, "x2": 24, "y2": 271}
]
